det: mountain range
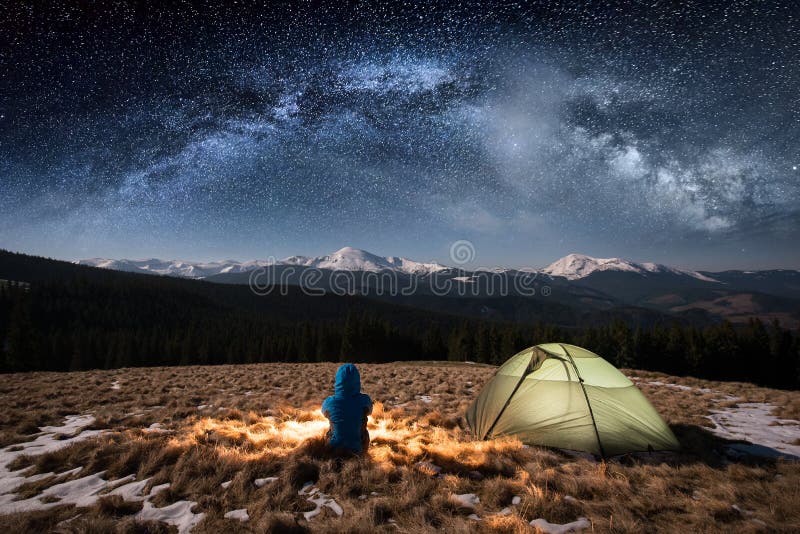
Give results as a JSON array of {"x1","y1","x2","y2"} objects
[
  {"x1": 77, "y1": 247, "x2": 750, "y2": 282},
  {"x1": 77, "y1": 247, "x2": 450, "y2": 278},
  {"x1": 75, "y1": 248, "x2": 800, "y2": 328}
]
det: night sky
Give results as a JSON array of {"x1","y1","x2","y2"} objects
[{"x1": 1, "y1": 1, "x2": 798, "y2": 270}]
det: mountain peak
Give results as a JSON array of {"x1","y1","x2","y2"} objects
[
  {"x1": 283, "y1": 247, "x2": 449, "y2": 275},
  {"x1": 543, "y1": 254, "x2": 637, "y2": 280},
  {"x1": 543, "y1": 253, "x2": 718, "y2": 282},
  {"x1": 333, "y1": 246, "x2": 367, "y2": 255}
]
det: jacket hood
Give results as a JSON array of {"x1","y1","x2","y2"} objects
[{"x1": 334, "y1": 363, "x2": 361, "y2": 397}]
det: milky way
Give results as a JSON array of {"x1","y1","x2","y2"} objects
[{"x1": 1, "y1": 1, "x2": 798, "y2": 269}]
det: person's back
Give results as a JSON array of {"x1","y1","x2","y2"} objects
[{"x1": 322, "y1": 363, "x2": 372, "y2": 453}]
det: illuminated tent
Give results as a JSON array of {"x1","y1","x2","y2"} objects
[{"x1": 466, "y1": 343, "x2": 679, "y2": 457}]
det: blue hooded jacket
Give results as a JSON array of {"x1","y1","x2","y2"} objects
[{"x1": 322, "y1": 364, "x2": 373, "y2": 452}]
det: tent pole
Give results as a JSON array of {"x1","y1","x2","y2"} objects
[
  {"x1": 481, "y1": 357, "x2": 531, "y2": 440},
  {"x1": 560, "y1": 344, "x2": 606, "y2": 459}
]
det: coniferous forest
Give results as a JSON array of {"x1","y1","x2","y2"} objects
[{"x1": 1, "y1": 250, "x2": 798, "y2": 389}]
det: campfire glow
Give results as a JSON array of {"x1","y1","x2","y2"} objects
[{"x1": 181, "y1": 402, "x2": 527, "y2": 470}]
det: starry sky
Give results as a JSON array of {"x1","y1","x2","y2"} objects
[{"x1": 1, "y1": 1, "x2": 798, "y2": 270}]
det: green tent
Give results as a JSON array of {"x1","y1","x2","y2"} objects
[{"x1": 466, "y1": 343, "x2": 679, "y2": 457}]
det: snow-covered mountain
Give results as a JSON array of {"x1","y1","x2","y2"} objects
[
  {"x1": 78, "y1": 249, "x2": 726, "y2": 282},
  {"x1": 542, "y1": 253, "x2": 719, "y2": 282},
  {"x1": 76, "y1": 247, "x2": 449, "y2": 279},
  {"x1": 75, "y1": 258, "x2": 274, "y2": 278},
  {"x1": 280, "y1": 247, "x2": 450, "y2": 275}
]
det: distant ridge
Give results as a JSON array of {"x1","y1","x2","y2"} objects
[
  {"x1": 76, "y1": 247, "x2": 449, "y2": 279},
  {"x1": 542, "y1": 253, "x2": 719, "y2": 282},
  {"x1": 78, "y1": 248, "x2": 796, "y2": 284}
]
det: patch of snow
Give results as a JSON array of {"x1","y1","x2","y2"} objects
[
  {"x1": 298, "y1": 483, "x2": 343, "y2": 520},
  {"x1": 496, "y1": 507, "x2": 512, "y2": 516},
  {"x1": 452, "y1": 493, "x2": 480, "y2": 509},
  {"x1": 0, "y1": 471, "x2": 110, "y2": 512},
  {"x1": 530, "y1": 517, "x2": 591, "y2": 533},
  {"x1": 512, "y1": 495, "x2": 522, "y2": 505},
  {"x1": 224, "y1": 508, "x2": 249, "y2": 522},
  {"x1": 467, "y1": 513, "x2": 482, "y2": 520},
  {"x1": 110, "y1": 381, "x2": 121, "y2": 390},
  {"x1": 150, "y1": 483, "x2": 170, "y2": 495},
  {"x1": 0, "y1": 466, "x2": 82, "y2": 499},
  {"x1": 143, "y1": 423, "x2": 171, "y2": 433},
  {"x1": 645, "y1": 381, "x2": 712, "y2": 393},
  {"x1": 0, "y1": 416, "x2": 199, "y2": 531},
  {"x1": 0, "y1": 414, "x2": 104, "y2": 509},
  {"x1": 254, "y1": 477, "x2": 278, "y2": 487},
  {"x1": 136, "y1": 498, "x2": 205, "y2": 533},
  {"x1": 708, "y1": 403, "x2": 800, "y2": 459},
  {"x1": 107, "y1": 476, "x2": 150, "y2": 501},
  {"x1": 416, "y1": 395, "x2": 433, "y2": 403},
  {"x1": 220, "y1": 480, "x2": 232, "y2": 489},
  {"x1": 38, "y1": 415, "x2": 97, "y2": 436},
  {"x1": 564, "y1": 495, "x2": 579, "y2": 504}
]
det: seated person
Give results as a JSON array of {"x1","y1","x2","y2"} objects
[{"x1": 322, "y1": 363, "x2": 372, "y2": 454}]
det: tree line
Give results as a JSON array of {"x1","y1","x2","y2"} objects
[{"x1": 1, "y1": 280, "x2": 798, "y2": 389}]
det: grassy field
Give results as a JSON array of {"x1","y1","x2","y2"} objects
[{"x1": 0, "y1": 362, "x2": 798, "y2": 533}]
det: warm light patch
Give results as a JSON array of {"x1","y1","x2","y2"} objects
[{"x1": 176, "y1": 402, "x2": 528, "y2": 472}]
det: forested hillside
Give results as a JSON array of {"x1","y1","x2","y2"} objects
[{"x1": 1, "y1": 250, "x2": 798, "y2": 388}]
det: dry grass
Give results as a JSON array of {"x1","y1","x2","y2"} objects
[{"x1": 0, "y1": 362, "x2": 798, "y2": 533}]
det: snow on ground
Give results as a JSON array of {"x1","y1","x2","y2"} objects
[
  {"x1": 530, "y1": 516, "x2": 590, "y2": 533},
  {"x1": 298, "y1": 482, "x2": 343, "y2": 520},
  {"x1": 642, "y1": 380, "x2": 800, "y2": 460},
  {"x1": 1, "y1": 471, "x2": 113, "y2": 513},
  {"x1": 143, "y1": 422, "x2": 171, "y2": 433},
  {"x1": 451, "y1": 493, "x2": 480, "y2": 509},
  {"x1": 708, "y1": 403, "x2": 800, "y2": 459},
  {"x1": 224, "y1": 508, "x2": 250, "y2": 522},
  {"x1": 136, "y1": 496, "x2": 205, "y2": 533},
  {"x1": 0, "y1": 414, "x2": 204, "y2": 532},
  {"x1": 416, "y1": 395, "x2": 433, "y2": 403},
  {"x1": 110, "y1": 380, "x2": 121, "y2": 390},
  {"x1": 645, "y1": 380, "x2": 712, "y2": 393},
  {"x1": 0, "y1": 415, "x2": 103, "y2": 501},
  {"x1": 254, "y1": 476, "x2": 278, "y2": 487}
]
